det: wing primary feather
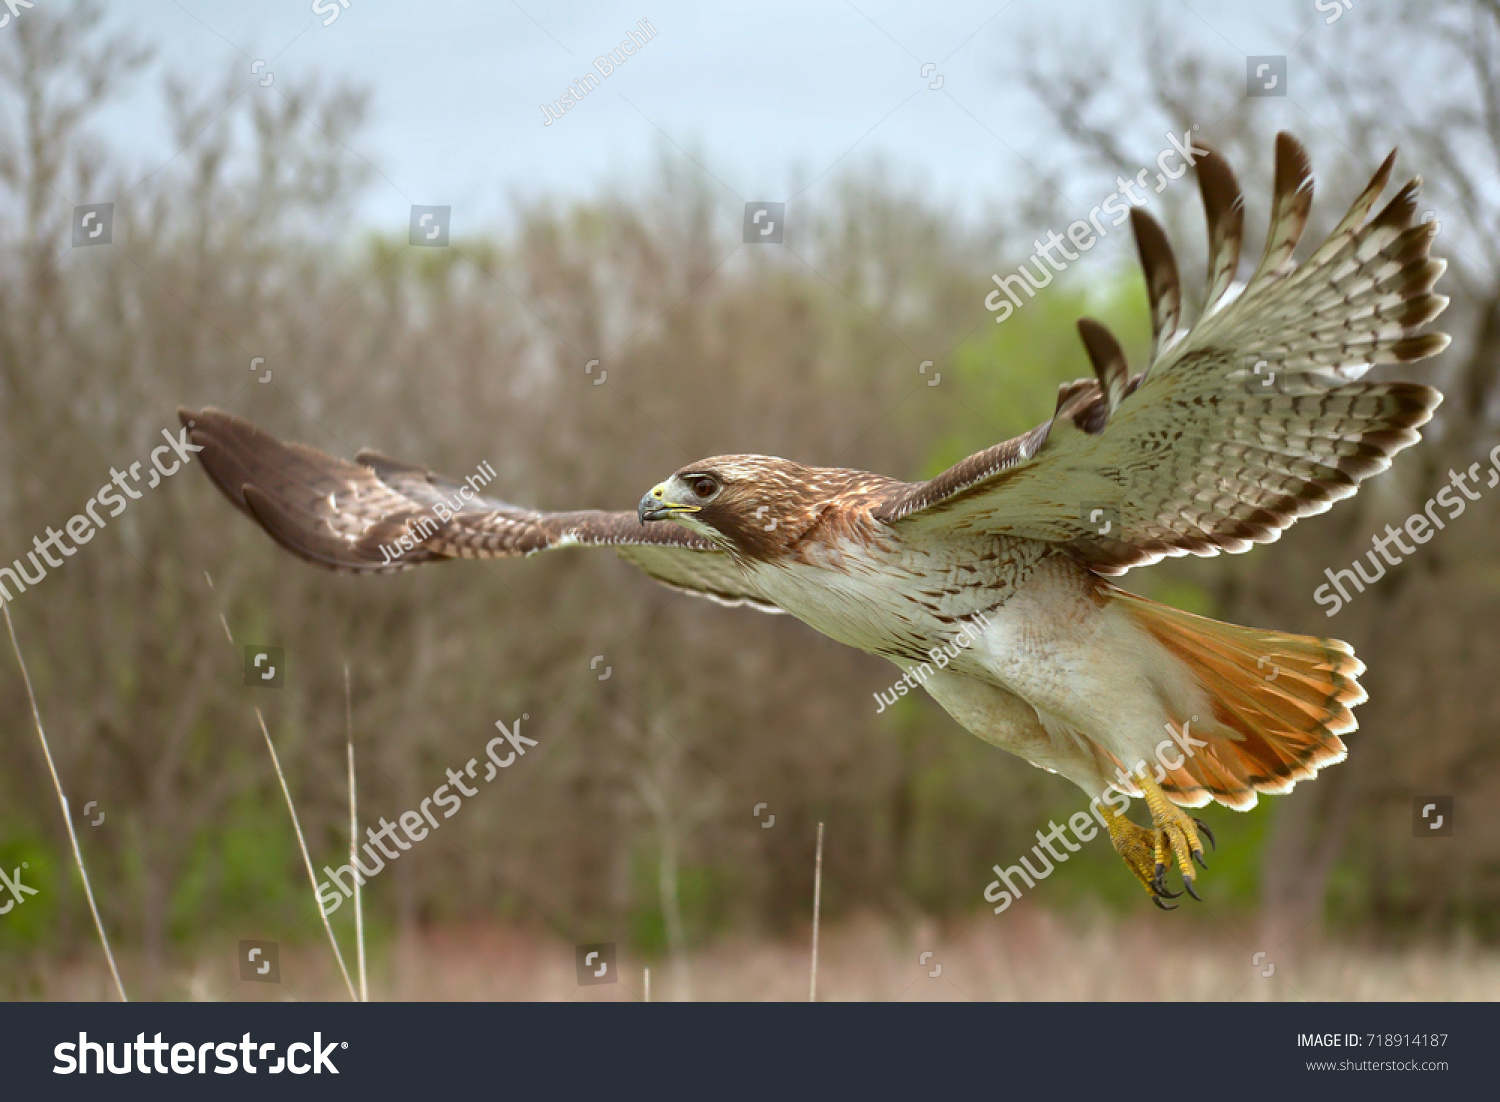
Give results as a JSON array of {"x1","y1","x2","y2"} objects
[
  {"x1": 1130, "y1": 207, "x2": 1182, "y2": 365},
  {"x1": 1076, "y1": 318, "x2": 1129, "y2": 426},
  {"x1": 1195, "y1": 142, "x2": 1245, "y2": 313},
  {"x1": 1304, "y1": 147, "x2": 1398, "y2": 268},
  {"x1": 1367, "y1": 175, "x2": 1422, "y2": 234},
  {"x1": 1247, "y1": 131, "x2": 1315, "y2": 289}
]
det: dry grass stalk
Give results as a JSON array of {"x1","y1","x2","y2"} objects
[
  {"x1": 3, "y1": 602, "x2": 128, "y2": 1002},
  {"x1": 345, "y1": 663, "x2": 368, "y2": 1002},
  {"x1": 254, "y1": 708, "x2": 357, "y2": 1001},
  {"x1": 809, "y1": 820, "x2": 824, "y2": 1002},
  {"x1": 204, "y1": 571, "x2": 356, "y2": 1000}
]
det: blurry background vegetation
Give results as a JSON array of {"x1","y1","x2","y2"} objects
[{"x1": 1, "y1": 1, "x2": 1498, "y2": 999}]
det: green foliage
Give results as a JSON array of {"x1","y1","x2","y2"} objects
[
  {"x1": 626, "y1": 844, "x2": 728, "y2": 954},
  {"x1": 167, "y1": 779, "x2": 307, "y2": 943},
  {"x1": 0, "y1": 832, "x2": 60, "y2": 946},
  {"x1": 916, "y1": 266, "x2": 1152, "y2": 479}
]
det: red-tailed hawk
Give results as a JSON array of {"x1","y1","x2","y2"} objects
[{"x1": 183, "y1": 133, "x2": 1447, "y2": 908}]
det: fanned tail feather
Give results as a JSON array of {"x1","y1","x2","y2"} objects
[{"x1": 1111, "y1": 586, "x2": 1365, "y2": 810}]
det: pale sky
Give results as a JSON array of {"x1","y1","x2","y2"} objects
[{"x1": 95, "y1": 0, "x2": 1316, "y2": 233}]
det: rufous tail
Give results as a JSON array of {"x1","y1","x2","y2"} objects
[{"x1": 1111, "y1": 586, "x2": 1365, "y2": 810}]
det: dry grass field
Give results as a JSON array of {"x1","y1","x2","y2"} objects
[{"x1": 20, "y1": 913, "x2": 1498, "y2": 1003}]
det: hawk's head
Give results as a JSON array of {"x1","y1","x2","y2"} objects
[{"x1": 637, "y1": 455, "x2": 827, "y2": 561}]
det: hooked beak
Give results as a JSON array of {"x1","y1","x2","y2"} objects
[{"x1": 638, "y1": 479, "x2": 701, "y2": 524}]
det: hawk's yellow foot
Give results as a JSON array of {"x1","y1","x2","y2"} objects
[
  {"x1": 1137, "y1": 772, "x2": 1215, "y2": 902},
  {"x1": 1097, "y1": 795, "x2": 1178, "y2": 910},
  {"x1": 1098, "y1": 775, "x2": 1218, "y2": 909}
]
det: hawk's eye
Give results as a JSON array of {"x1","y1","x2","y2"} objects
[{"x1": 690, "y1": 476, "x2": 718, "y2": 499}]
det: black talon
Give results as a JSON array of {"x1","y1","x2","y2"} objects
[
  {"x1": 1193, "y1": 818, "x2": 1217, "y2": 852},
  {"x1": 1192, "y1": 848, "x2": 1208, "y2": 870},
  {"x1": 1151, "y1": 894, "x2": 1178, "y2": 911},
  {"x1": 1183, "y1": 876, "x2": 1202, "y2": 902},
  {"x1": 1153, "y1": 863, "x2": 1181, "y2": 899}
]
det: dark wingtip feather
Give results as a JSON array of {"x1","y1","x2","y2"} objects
[
  {"x1": 1370, "y1": 176, "x2": 1422, "y2": 232},
  {"x1": 1076, "y1": 317, "x2": 1129, "y2": 423},
  {"x1": 179, "y1": 406, "x2": 261, "y2": 517},
  {"x1": 1194, "y1": 143, "x2": 1244, "y2": 309},
  {"x1": 1383, "y1": 332, "x2": 1452, "y2": 363},
  {"x1": 1273, "y1": 132, "x2": 1314, "y2": 198},
  {"x1": 1250, "y1": 133, "x2": 1315, "y2": 285},
  {"x1": 1130, "y1": 207, "x2": 1182, "y2": 362}
]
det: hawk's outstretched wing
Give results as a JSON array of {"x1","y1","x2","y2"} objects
[
  {"x1": 875, "y1": 133, "x2": 1449, "y2": 574},
  {"x1": 179, "y1": 408, "x2": 781, "y2": 612}
]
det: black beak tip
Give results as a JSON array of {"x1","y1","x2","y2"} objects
[{"x1": 637, "y1": 492, "x2": 658, "y2": 524}]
